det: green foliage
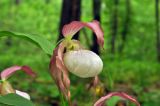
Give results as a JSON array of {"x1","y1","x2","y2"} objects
[
  {"x1": 0, "y1": 0, "x2": 159, "y2": 106},
  {"x1": 107, "y1": 96, "x2": 121, "y2": 106},
  {"x1": 0, "y1": 31, "x2": 54, "y2": 55},
  {"x1": 0, "y1": 94, "x2": 34, "y2": 106}
]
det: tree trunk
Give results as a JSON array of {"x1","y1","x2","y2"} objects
[
  {"x1": 119, "y1": 0, "x2": 131, "y2": 53},
  {"x1": 90, "y1": 0, "x2": 101, "y2": 54},
  {"x1": 58, "y1": 0, "x2": 81, "y2": 41},
  {"x1": 71, "y1": 0, "x2": 81, "y2": 40},
  {"x1": 155, "y1": 0, "x2": 160, "y2": 61},
  {"x1": 15, "y1": 0, "x2": 20, "y2": 5},
  {"x1": 45, "y1": 0, "x2": 50, "y2": 4},
  {"x1": 58, "y1": 0, "x2": 71, "y2": 40},
  {"x1": 111, "y1": 0, "x2": 119, "y2": 54}
]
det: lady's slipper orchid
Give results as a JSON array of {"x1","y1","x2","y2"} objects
[
  {"x1": 50, "y1": 20, "x2": 140, "y2": 106},
  {"x1": 0, "y1": 65, "x2": 36, "y2": 100},
  {"x1": 94, "y1": 92, "x2": 140, "y2": 106},
  {"x1": 50, "y1": 20, "x2": 104, "y2": 101}
]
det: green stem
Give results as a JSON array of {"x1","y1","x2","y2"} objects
[{"x1": 60, "y1": 92, "x2": 67, "y2": 106}]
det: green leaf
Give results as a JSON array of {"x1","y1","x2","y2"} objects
[
  {"x1": 0, "y1": 31, "x2": 54, "y2": 56},
  {"x1": 0, "y1": 94, "x2": 35, "y2": 106},
  {"x1": 0, "y1": 103, "x2": 10, "y2": 106}
]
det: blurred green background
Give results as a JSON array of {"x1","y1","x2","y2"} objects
[{"x1": 0, "y1": 0, "x2": 160, "y2": 106}]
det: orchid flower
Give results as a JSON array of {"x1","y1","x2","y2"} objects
[
  {"x1": 50, "y1": 20, "x2": 104, "y2": 101},
  {"x1": 94, "y1": 92, "x2": 140, "y2": 106},
  {"x1": 50, "y1": 20, "x2": 140, "y2": 106},
  {"x1": 0, "y1": 66, "x2": 36, "y2": 100}
]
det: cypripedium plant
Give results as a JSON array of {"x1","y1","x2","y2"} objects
[
  {"x1": 49, "y1": 20, "x2": 140, "y2": 106},
  {"x1": 50, "y1": 20, "x2": 104, "y2": 102},
  {"x1": 0, "y1": 65, "x2": 36, "y2": 100}
]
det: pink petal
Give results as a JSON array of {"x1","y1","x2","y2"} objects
[
  {"x1": 62, "y1": 21, "x2": 84, "y2": 38},
  {"x1": 62, "y1": 20, "x2": 104, "y2": 47},
  {"x1": 49, "y1": 41, "x2": 71, "y2": 101},
  {"x1": 94, "y1": 92, "x2": 140, "y2": 106},
  {"x1": 1, "y1": 66, "x2": 36, "y2": 80},
  {"x1": 56, "y1": 57, "x2": 70, "y2": 90}
]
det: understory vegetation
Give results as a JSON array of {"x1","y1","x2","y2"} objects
[{"x1": 0, "y1": 0, "x2": 159, "y2": 106}]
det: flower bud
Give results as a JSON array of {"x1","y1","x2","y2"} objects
[{"x1": 63, "y1": 50, "x2": 103, "y2": 78}]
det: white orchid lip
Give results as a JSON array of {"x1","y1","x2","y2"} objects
[{"x1": 63, "y1": 50, "x2": 103, "y2": 78}]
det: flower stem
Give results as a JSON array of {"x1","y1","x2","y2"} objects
[{"x1": 60, "y1": 92, "x2": 67, "y2": 106}]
